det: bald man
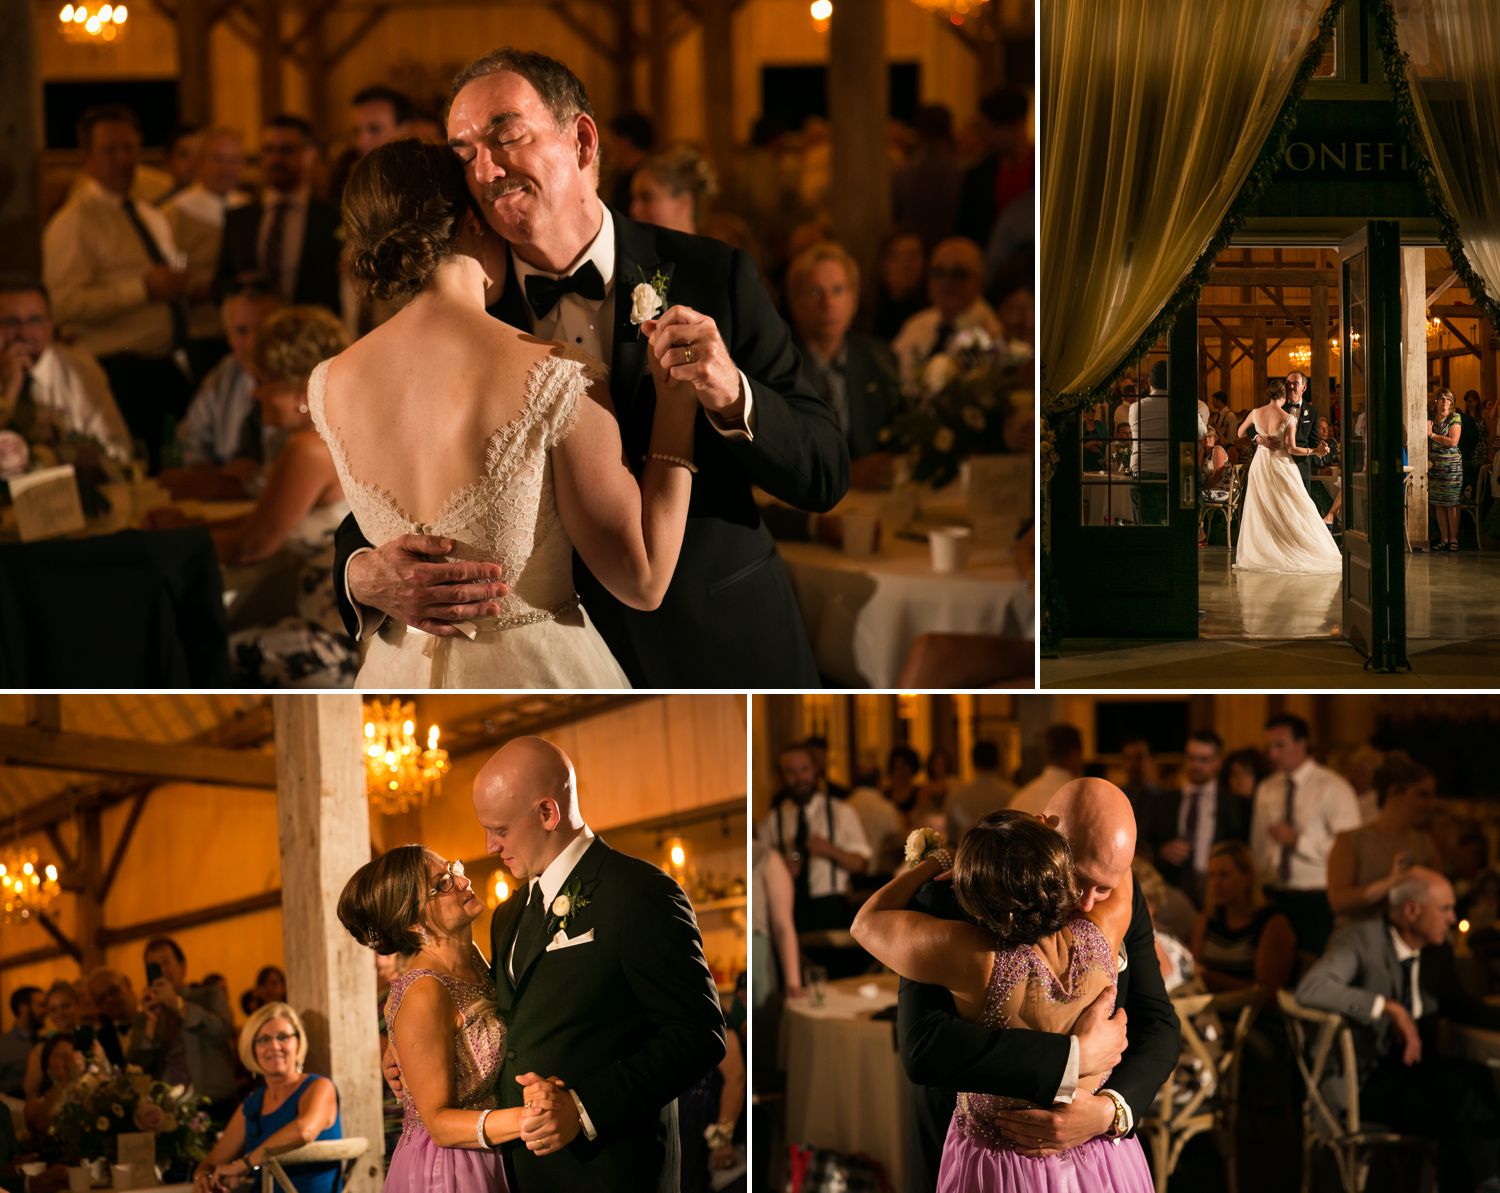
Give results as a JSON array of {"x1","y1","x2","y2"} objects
[
  {"x1": 1296, "y1": 867, "x2": 1500, "y2": 1190},
  {"x1": 473, "y1": 737, "x2": 726, "y2": 1193},
  {"x1": 896, "y1": 778, "x2": 1180, "y2": 1193}
]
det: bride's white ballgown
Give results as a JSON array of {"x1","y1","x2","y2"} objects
[
  {"x1": 1234, "y1": 428, "x2": 1343, "y2": 575},
  {"x1": 308, "y1": 351, "x2": 631, "y2": 689}
]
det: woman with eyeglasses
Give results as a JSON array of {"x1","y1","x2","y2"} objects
[
  {"x1": 335, "y1": 846, "x2": 572, "y2": 1192},
  {"x1": 191, "y1": 1001, "x2": 342, "y2": 1193}
]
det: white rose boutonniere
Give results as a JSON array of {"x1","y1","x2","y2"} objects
[
  {"x1": 548, "y1": 878, "x2": 591, "y2": 933},
  {"x1": 629, "y1": 266, "x2": 672, "y2": 333}
]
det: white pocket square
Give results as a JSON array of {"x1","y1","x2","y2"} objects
[{"x1": 546, "y1": 928, "x2": 595, "y2": 952}]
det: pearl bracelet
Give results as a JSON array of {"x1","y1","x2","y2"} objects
[
  {"x1": 648, "y1": 452, "x2": 698, "y2": 474},
  {"x1": 476, "y1": 1108, "x2": 493, "y2": 1149}
]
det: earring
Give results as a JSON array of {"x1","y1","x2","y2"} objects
[{"x1": 297, "y1": 403, "x2": 309, "y2": 415}]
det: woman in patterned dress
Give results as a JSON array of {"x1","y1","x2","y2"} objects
[
  {"x1": 1428, "y1": 388, "x2": 1464, "y2": 550},
  {"x1": 850, "y1": 812, "x2": 1152, "y2": 1193},
  {"x1": 338, "y1": 846, "x2": 573, "y2": 1192}
]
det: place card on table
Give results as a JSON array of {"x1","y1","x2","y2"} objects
[
  {"x1": 968, "y1": 454, "x2": 1031, "y2": 548},
  {"x1": 9, "y1": 465, "x2": 86, "y2": 542}
]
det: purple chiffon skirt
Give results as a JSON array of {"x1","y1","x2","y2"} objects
[
  {"x1": 936, "y1": 1116, "x2": 1155, "y2": 1193},
  {"x1": 383, "y1": 1125, "x2": 510, "y2": 1193}
]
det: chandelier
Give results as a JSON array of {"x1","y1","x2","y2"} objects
[
  {"x1": 58, "y1": 3, "x2": 128, "y2": 43},
  {"x1": 1427, "y1": 315, "x2": 1444, "y2": 339},
  {"x1": 0, "y1": 848, "x2": 61, "y2": 925},
  {"x1": 1288, "y1": 344, "x2": 1313, "y2": 370},
  {"x1": 362, "y1": 699, "x2": 449, "y2": 815}
]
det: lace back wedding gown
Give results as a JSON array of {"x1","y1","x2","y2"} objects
[
  {"x1": 1234, "y1": 423, "x2": 1343, "y2": 575},
  {"x1": 937, "y1": 916, "x2": 1153, "y2": 1193},
  {"x1": 309, "y1": 350, "x2": 630, "y2": 688}
]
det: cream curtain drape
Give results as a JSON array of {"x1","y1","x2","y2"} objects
[
  {"x1": 1041, "y1": 0, "x2": 1332, "y2": 399},
  {"x1": 1393, "y1": 0, "x2": 1500, "y2": 306}
]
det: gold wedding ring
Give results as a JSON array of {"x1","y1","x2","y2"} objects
[{"x1": 682, "y1": 344, "x2": 697, "y2": 365}]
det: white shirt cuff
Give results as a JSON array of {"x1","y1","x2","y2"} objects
[
  {"x1": 1101, "y1": 1088, "x2": 1133, "y2": 1138},
  {"x1": 343, "y1": 547, "x2": 385, "y2": 641},
  {"x1": 706, "y1": 371, "x2": 755, "y2": 441},
  {"x1": 1053, "y1": 1035, "x2": 1080, "y2": 1104},
  {"x1": 570, "y1": 1089, "x2": 598, "y2": 1142},
  {"x1": 1370, "y1": 994, "x2": 1386, "y2": 1021}
]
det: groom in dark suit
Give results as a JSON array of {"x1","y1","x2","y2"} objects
[
  {"x1": 477, "y1": 737, "x2": 726, "y2": 1193},
  {"x1": 896, "y1": 778, "x2": 1179, "y2": 1193},
  {"x1": 1285, "y1": 371, "x2": 1327, "y2": 497},
  {"x1": 331, "y1": 48, "x2": 848, "y2": 686}
]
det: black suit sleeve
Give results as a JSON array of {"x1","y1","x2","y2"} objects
[
  {"x1": 332, "y1": 512, "x2": 375, "y2": 639},
  {"x1": 896, "y1": 881, "x2": 1072, "y2": 1105},
  {"x1": 719, "y1": 247, "x2": 850, "y2": 512},
  {"x1": 211, "y1": 209, "x2": 241, "y2": 304},
  {"x1": 571, "y1": 867, "x2": 726, "y2": 1140},
  {"x1": 1104, "y1": 883, "x2": 1181, "y2": 1126}
]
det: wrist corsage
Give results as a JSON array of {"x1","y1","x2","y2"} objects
[{"x1": 904, "y1": 827, "x2": 953, "y2": 872}]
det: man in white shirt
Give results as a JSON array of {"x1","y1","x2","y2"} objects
[
  {"x1": 1009, "y1": 724, "x2": 1085, "y2": 817},
  {"x1": 890, "y1": 237, "x2": 1002, "y2": 385},
  {"x1": 755, "y1": 742, "x2": 872, "y2": 929},
  {"x1": 1250, "y1": 713, "x2": 1360, "y2": 953},
  {"x1": 0, "y1": 280, "x2": 132, "y2": 461},
  {"x1": 163, "y1": 127, "x2": 249, "y2": 378},
  {"x1": 43, "y1": 104, "x2": 193, "y2": 472},
  {"x1": 946, "y1": 740, "x2": 1016, "y2": 840},
  {"x1": 1128, "y1": 360, "x2": 1170, "y2": 524}
]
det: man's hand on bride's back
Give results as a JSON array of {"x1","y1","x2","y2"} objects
[
  {"x1": 1073, "y1": 989, "x2": 1127, "y2": 1076},
  {"x1": 382, "y1": 1041, "x2": 403, "y2": 1099},
  {"x1": 348, "y1": 534, "x2": 510, "y2": 637}
]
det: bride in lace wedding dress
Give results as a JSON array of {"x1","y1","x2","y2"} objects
[
  {"x1": 311, "y1": 139, "x2": 697, "y2": 688},
  {"x1": 1233, "y1": 382, "x2": 1343, "y2": 576}
]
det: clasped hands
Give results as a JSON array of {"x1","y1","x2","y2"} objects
[{"x1": 515, "y1": 1072, "x2": 580, "y2": 1154}]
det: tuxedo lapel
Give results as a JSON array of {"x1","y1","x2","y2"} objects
[
  {"x1": 609, "y1": 210, "x2": 656, "y2": 416},
  {"x1": 492, "y1": 890, "x2": 527, "y2": 1005},
  {"x1": 511, "y1": 836, "x2": 611, "y2": 999}
]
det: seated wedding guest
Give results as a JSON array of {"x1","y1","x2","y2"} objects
[
  {"x1": 1326, "y1": 751, "x2": 1438, "y2": 927},
  {"x1": 1250, "y1": 713, "x2": 1360, "y2": 953},
  {"x1": 845, "y1": 771, "x2": 908, "y2": 884},
  {"x1": 1134, "y1": 859, "x2": 1196, "y2": 993},
  {"x1": 84, "y1": 968, "x2": 142, "y2": 1070},
  {"x1": 137, "y1": 937, "x2": 238, "y2": 1120},
  {"x1": 1310, "y1": 415, "x2": 1344, "y2": 527},
  {"x1": 0, "y1": 986, "x2": 45, "y2": 1098},
  {"x1": 885, "y1": 744, "x2": 931, "y2": 825},
  {"x1": 870, "y1": 228, "x2": 927, "y2": 343},
  {"x1": 1146, "y1": 729, "x2": 1250, "y2": 903},
  {"x1": 629, "y1": 143, "x2": 717, "y2": 235},
  {"x1": 785, "y1": 242, "x2": 900, "y2": 486},
  {"x1": 892, "y1": 104, "x2": 963, "y2": 246},
  {"x1": 1010, "y1": 723, "x2": 1085, "y2": 816},
  {"x1": 1295, "y1": 868, "x2": 1500, "y2": 1193},
  {"x1": 1081, "y1": 402, "x2": 1110, "y2": 471},
  {"x1": 164, "y1": 285, "x2": 283, "y2": 498},
  {"x1": 1459, "y1": 387, "x2": 1488, "y2": 496},
  {"x1": 603, "y1": 111, "x2": 656, "y2": 211},
  {"x1": 191, "y1": 1002, "x2": 342, "y2": 1193},
  {"x1": 995, "y1": 287, "x2": 1033, "y2": 347},
  {"x1": 22, "y1": 980, "x2": 96, "y2": 1098},
  {"x1": 42, "y1": 104, "x2": 193, "y2": 470},
  {"x1": 0, "y1": 280, "x2": 131, "y2": 461},
  {"x1": 159, "y1": 125, "x2": 204, "y2": 203},
  {"x1": 754, "y1": 741, "x2": 872, "y2": 931},
  {"x1": 1190, "y1": 841, "x2": 1296, "y2": 992},
  {"x1": 215, "y1": 115, "x2": 342, "y2": 314},
  {"x1": 1198, "y1": 425, "x2": 1232, "y2": 543},
  {"x1": 1427, "y1": 387, "x2": 1464, "y2": 551},
  {"x1": 23, "y1": 1036, "x2": 80, "y2": 1139},
  {"x1": 890, "y1": 237, "x2": 1001, "y2": 385},
  {"x1": 946, "y1": 740, "x2": 1015, "y2": 840},
  {"x1": 162, "y1": 127, "x2": 250, "y2": 379}
]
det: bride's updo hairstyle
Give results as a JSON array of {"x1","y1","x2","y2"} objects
[
  {"x1": 1266, "y1": 377, "x2": 1289, "y2": 405},
  {"x1": 953, "y1": 811, "x2": 1078, "y2": 948},
  {"x1": 337, "y1": 844, "x2": 431, "y2": 956},
  {"x1": 344, "y1": 138, "x2": 475, "y2": 303}
]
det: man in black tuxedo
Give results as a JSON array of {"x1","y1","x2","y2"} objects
[
  {"x1": 331, "y1": 48, "x2": 848, "y2": 686},
  {"x1": 1284, "y1": 371, "x2": 1328, "y2": 497},
  {"x1": 1145, "y1": 729, "x2": 1251, "y2": 903},
  {"x1": 479, "y1": 737, "x2": 726, "y2": 1192},
  {"x1": 896, "y1": 778, "x2": 1179, "y2": 1193},
  {"x1": 213, "y1": 114, "x2": 342, "y2": 315}
]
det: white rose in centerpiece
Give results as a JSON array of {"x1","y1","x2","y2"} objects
[
  {"x1": 933, "y1": 427, "x2": 956, "y2": 452},
  {"x1": 630, "y1": 282, "x2": 663, "y2": 325},
  {"x1": 551, "y1": 894, "x2": 571, "y2": 918},
  {"x1": 0, "y1": 430, "x2": 29, "y2": 479},
  {"x1": 922, "y1": 354, "x2": 955, "y2": 396}
]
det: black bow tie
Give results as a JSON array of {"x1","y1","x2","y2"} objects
[{"x1": 524, "y1": 260, "x2": 605, "y2": 320}]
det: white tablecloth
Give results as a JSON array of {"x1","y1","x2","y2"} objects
[
  {"x1": 781, "y1": 973, "x2": 909, "y2": 1185},
  {"x1": 1081, "y1": 475, "x2": 1137, "y2": 525}
]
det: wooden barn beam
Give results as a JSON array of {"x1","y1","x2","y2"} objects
[
  {"x1": 98, "y1": 790, "x2": 151, "y2": 902},
  {"x1": 43, "y1": 825, "x2": 77, "y2": 877},
  {"x1": 1207, "y1": 267, "x2": 1336, "y2": 288},
  {"x1": 0, "y1": 725, "x2": 277, "y2": 787},
  {"x1": 1438, "y1": 316, "x2": 1480, "y2": 359},
  {"x1": 648, "y1": 0, "x2": 671, "y2": 135},
  {"x1": 28, "y1": 696, "x2": 61, "y2": 730},
  {"x1": 547, "y1": 0, "x2": 620, "y2": 60},
  {"x1": 97, "y1": 889, "x2": 283, "y2": 947},
  {"x1": 701, "y1": 0, "x2": 733, "y2": 194},
  {"x1": 179, "y1": 0, "x2": 213, "y2": 127},
  {"x1": 33, "y1": 912, "x2": 82, "y2": 962},
  {"x1": 325, "y1": 7, "x2": 390, "y2": 68}
]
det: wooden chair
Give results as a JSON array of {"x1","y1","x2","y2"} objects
[
  {"x1": 1198, "y1": 464, "x2": 1245, "y2": 548},
  {"x1": 1137, "y1": 987, "x2": 1261, "y2": 1193},
  {"x1": 259, "y1": 1137, "x2": 370, "y2": 1193},
  {"x1": 1459, "y1": 461, "x2": 1490, "y2": 549},
  {"x1": 1275, "y1": 991, "x2": 1430, "y2": 1193}
]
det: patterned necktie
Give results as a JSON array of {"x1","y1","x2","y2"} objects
[
  {"x1": 510, "y1": 881, "x2": 546, "y2": 981},
  {"x1": 122, "y1": 198, "x2": 188, "y2": 348},
  {"x1": 1278, "y1": 775, "x2": 1296, "y2": 884},
  {"x1": 792, "y1": 802, "x2": 812, "y2": 910},
  {"x1": 263, "y1": 199, "x2": 289, "y2": 299}
]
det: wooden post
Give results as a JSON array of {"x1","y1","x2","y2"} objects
[
  {"x1": 0, "y1": 0, "x2": 42, "y2": 275},
  {"x1": 1252, "y1": 317, "x2": 1268, "y2": 405},
  {"x1": 305, "y1": 6, "x2": 330, "y2": 145},
  {"x1": 649, "y1": 0, "x2": 671, "y2": 138},
  {"x1": 1401, "y1": 247, "x2": 1429, "y2": 549},
  {"x1": 701, "y1": 0, "x2": 735, "y2": 197},
  {"x1": 79, "y1": 809, "x2": 105, "y2": 974},
  {"x1": 1218, "y1": 331, "x2": 1232, "y2": 405},
  {"x1": 260, "y1": 0, "x2": 283, "y2": 123},
  {"x1": 178, "y1": 0, "x2": 212, "y2": 128},
  {"x1": 272, "y1": 695, "x2": 383, "y2": 1193},
  {"x1": 830, "y1": 0, "x2": 890, "y2": 283},
  {"x1": 1311, "y1": 281, "x2": 1330, "y2": 417}
]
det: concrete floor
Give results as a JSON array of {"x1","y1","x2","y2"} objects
[{"x1": 1042, "y1": 546, "x2": 1500, "y2": 688}]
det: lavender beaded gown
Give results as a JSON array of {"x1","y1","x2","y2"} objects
[
  {"x1": 384, "y1": 966, "x2": 510, "y2": 1192},
  {"x1": 937, "y1": 916, "x2": 1155, "y2": 1193}
]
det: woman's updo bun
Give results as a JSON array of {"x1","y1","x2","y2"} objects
[
  {"x1": 343, "y1": 138, "x2": 474, "y2": 303},
  {"x1": 337, "y1": 843, "x2": 430, "y2": 956}
]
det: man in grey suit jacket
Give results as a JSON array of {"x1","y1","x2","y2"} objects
[
  {"x1": 1295, "y1": 868, "x2": 1500, "y2": 1192},
  {"x1": 135, "y1": 937, "x2": 238, "y2": 1121}
]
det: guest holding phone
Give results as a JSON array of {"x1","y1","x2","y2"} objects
[{"x1": 132, "y1": 937, "x2": 239, "y2": 1123}]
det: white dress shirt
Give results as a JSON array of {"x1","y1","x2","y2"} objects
[
  {"x1": 1369, "y1": 925, "x2": 1424, "y2": 1021},
  {"x1": 26, "y1": 343, "x2": 132, "y2": 461},
  {"x1": 163, "y1": 183, "x2": 248, "y2": 338},
  {"x1": 1129, "y1": 390, "x2": 1170, "y2": 476},
  {"x1": 755, "y1": 794, "x2": 872, "y2": 898},
  {"x1": 890, "y1": 298, "x2": 1002, "y2": 385},
  {"x1": 1177, "y1": 779, "x2": 1220, "y2": 875},
  {"x1": 1008, "y1": 765, "x2": 1076, "y2": 817},
  {"x1": 257, "y1": 187, "x2": 311, "y2": 303},
  {"x1": 177, "y1": 354, "x2": 261, "y2": 467},
  {"x1": 43, "y1": 177, "x2": 180, "y2": 358},
  {"x1": 1250, "y1": 759, "x2": 1360, "y2": 891}
]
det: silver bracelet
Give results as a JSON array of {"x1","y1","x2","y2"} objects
[
  {"x1": 475, "y1": 1107, "x2": 493, "y2": 1149},
  {"x1": 647, "y1": 451, "x2": 698, "y2": 474}
]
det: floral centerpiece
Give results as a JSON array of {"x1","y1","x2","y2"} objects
[
  {"x1": 49, "y1": 1064, "x2": 212, "y2": 1170},
  {"x1": 886, "y1": 329, "x2": 1032, "y2": 487}
]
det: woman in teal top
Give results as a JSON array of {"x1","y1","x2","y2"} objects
[{"x1": 193, "y1": 1002, "x2": 342, "y2": 1193}]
